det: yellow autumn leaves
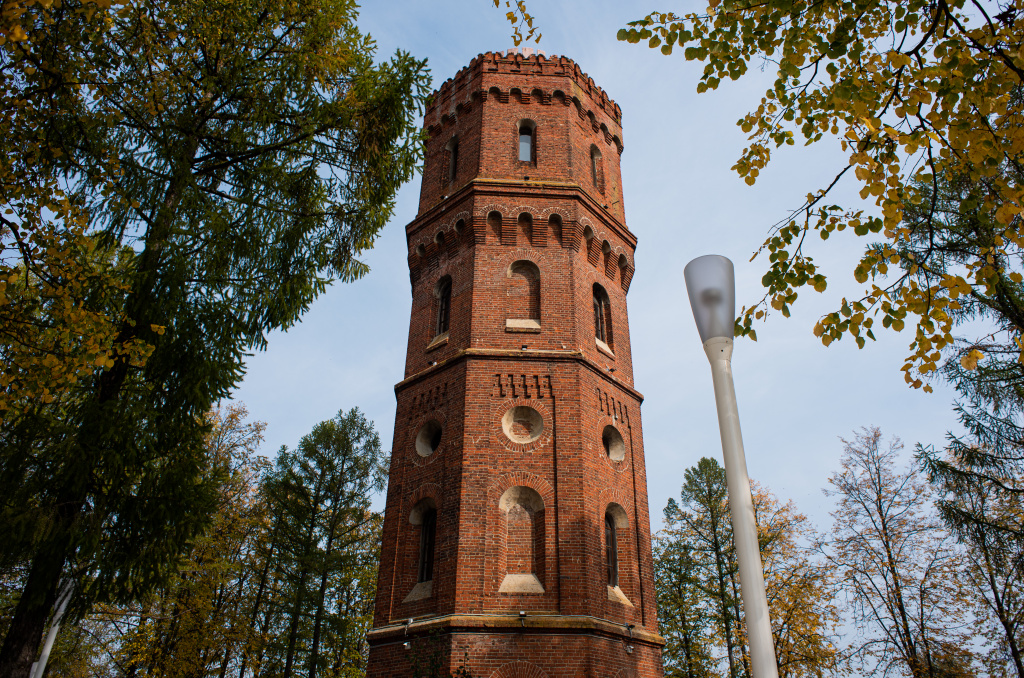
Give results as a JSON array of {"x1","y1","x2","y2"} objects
[
  {"x1": 621, "y1": 0, "x2": 1024, "y2": 387},
  {"x1": 1, "y1": 0, "x2": 156, "y2": 418}
]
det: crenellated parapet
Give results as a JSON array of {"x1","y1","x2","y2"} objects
[{"x1": 424, "y1": 50, "x2": 624, "y2": 154}]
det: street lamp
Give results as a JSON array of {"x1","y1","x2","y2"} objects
[{"x1": 684, "y1": 255, "x2": 779, "y2": 678}]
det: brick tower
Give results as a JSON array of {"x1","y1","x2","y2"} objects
[{"x1": 366, "y1": 49, "x2": 664, "y2": 678}]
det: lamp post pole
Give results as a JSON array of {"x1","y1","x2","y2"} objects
[{"x1": 685, "y1": 255, "x2": 779, "y2": 678}]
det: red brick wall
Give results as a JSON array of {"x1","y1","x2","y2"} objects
[{"x1": 368, "y1": 50, "x2": 662, "y2": 678}]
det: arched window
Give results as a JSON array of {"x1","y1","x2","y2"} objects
[
  {"x1": 507, "y1": 261, "x2": 540, "y2": 330},
  {"x1": 605, "y1": 504, "x2": 629, "y2": 597},
  {"x1": 605, "y1": 512, "x2": 618, "y2": 587},
  {"x1": 593, "y1": 283, "x2": 612, "y2": 349},
  {"x1": 445, "y1": 136, "x2": 459, "y2": 186},
  {"x1": 590, "y1": 144, "x2": 603, "y2": 190},
  {"x1": 404, "y1": 498, "x2": 438, "y2": 602},
  {"x1": 418, "y1": 507, "x2": 437, "y2": 583},
  {"x1": 498, "y1": 486, "x2": 545, "y2": 593},
  {"x1": 435, "y1": 276, "x2": 452, "y2": 336},
  {"x1": 518, "y1": 120, "x2": 536, "y2": 163}
]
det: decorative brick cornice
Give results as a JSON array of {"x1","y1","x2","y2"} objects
[
  {"x1": 393, "y1": 348, "x2": 644, "y2": 403},
  {"x1": 366, "y1": 612, "x2": 665, "y2": 647}
]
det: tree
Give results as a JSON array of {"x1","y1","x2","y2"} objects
[
  {"x1": 824, "y1": 428, "x2": 975, "y2": 678},
  {"x1": 751, "y1": 483, "x2": 841, "y2": 678},
  {"x1": 1, "y1": 0, "x2": 148, "y2": 419},
  {"x1": 923, "y1": 438, "x2": 1024, "y2": 677},
  {"x1": 669, "y1": 458, "x2": 747, "y2": 678},
  {"x1": 618, "y1": 0, "x2": 1024, "y2": 389},
  {"x1": 17, "y1": 405, "x2": 388, "y2": 678},
  {"x1": 660, "y1": 459, "x2": 840, "y2": 678},
  {"x1": 0, "y1": 1, "x2": 428, "y2": 675},
  {"x1": 655, "y1": 507, "x2": 720, "y2": 678},
  {"x1": 894, "y1": 166, "x2": 1024, "y2": 536},
  {"x1": 112, "y1": 404, "x2": 268, "y2": 678},
  {"x1": 256, "y1": 407, "x2": 386, "y2": 678}
]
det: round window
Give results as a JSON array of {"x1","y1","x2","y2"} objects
[
  {"x1": 415, "y1": 420, "x2": 443, "y2": 457},
  {"x1": 501, "y1": 406, "x2": 544, "y2": 444},
  {"x1": 603, "y1": 425, "x2": 625, "y2": 461}
]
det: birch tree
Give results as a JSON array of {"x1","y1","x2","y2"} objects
[{"x1": 824, "y1": 428, "x2": 975, "y2": 677}]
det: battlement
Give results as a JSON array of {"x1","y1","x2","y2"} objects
[{"x1": 425, "y1": 49, "x2": 622, "y2": 125}]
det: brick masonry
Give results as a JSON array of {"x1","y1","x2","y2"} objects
[{"x1": 366, "y1": 49, "x2": 664, "y2": 678}]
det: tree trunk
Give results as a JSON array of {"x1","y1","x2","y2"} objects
[
  {"x1": 711, "y1": 527, "x2": 737, "y2": 678},
  {"x1": 240, "y1": 511, "x2": 282, "y2": 678},
  {"x1": 309, "y1": 457, "x2": 351, "y2": 678},
  {"x1": 728, "y1": 566, "x2": 751, "y2": 678},
  {"x1": 308, "y1": 520, "x2": 339, "y2": 678},
  {"x1": 980, "y1": 548, "x2": 1024, "y2": 678},
  {"x1": 0, "y1": 541, "x2": 68, "y2": 678},
  {"x1": 281, "y1": 565, "x2": 309, "y2": 678},
  {"x1": 876, "y1": 496, "x2": 921, "y2": 676}
]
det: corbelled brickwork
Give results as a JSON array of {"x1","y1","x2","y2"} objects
[{"x1": 366, "y1": 49, "x2": 663, "y2": 678}]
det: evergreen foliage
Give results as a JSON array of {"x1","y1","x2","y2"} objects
[{"x1": 0, "y1": 0, "x2": 428, "y2": 675}]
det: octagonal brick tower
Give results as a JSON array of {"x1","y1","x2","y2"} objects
[{"x1": 366, "y1": 49, "x2": 664, "y2": 678}]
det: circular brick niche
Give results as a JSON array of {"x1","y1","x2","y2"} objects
[
  {"x1": 602, "y1": 424, "x2": 625, "y2": 461},
  {"x1": 416, "y1": 419, "x2": 443, "y2": 457},
  {"x1": 501, "y1": 405, "x2": 543, "y2": 444}
]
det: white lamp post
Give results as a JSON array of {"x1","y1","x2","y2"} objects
[{"x1": 684, "y1": 255, "x2": 779, "y2": 678}]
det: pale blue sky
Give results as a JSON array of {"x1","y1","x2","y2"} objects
[{"x1": 231, "y1": 0, "x2": 962, "y2": 531}]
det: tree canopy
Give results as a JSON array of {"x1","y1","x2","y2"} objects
[
  {"x1": 0, "y1": 1, "x2": 428, "y2": 675},
  {"x1": 619, "y1": 0, "x2": 1024, "y2": 390}
]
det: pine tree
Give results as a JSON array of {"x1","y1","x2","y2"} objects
[{"x1": 257, "y1": 408, "x2": 386, "y2": 678}]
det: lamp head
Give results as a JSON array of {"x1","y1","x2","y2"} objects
[{"x1": 684, "y1": 255, "x2": 736, "y2": 343}]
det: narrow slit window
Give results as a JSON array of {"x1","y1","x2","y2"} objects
[
  {"x1": 605, "y1": 512, "x2": 618, "y2": 587},
  {"x1": 519, "y1": 131, "x2": 532, "y2": 162},
  {"x1": 518, "y1": 121, "x2": 536, "y2": 163},
  {"x1": 593, "y1": 283, "x2": 611, "y2": 346},
  {"x1": 418, "y1": 508, "x2": 437, "y2": 583},
  {"x1": 446, "y1": 137, "x2": 459, "y2": 185},
  {"x1": 590, "y1": 145, "x2": 604, "y2": 192},
  {"x1": 436, "y1": 277, "x2": 452, "y2": 336}
]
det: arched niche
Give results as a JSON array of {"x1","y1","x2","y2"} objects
[
  {"x1": 433, "y1": 275, "x2": 452, "y2": 338},
  {"x1": 487, "y1": 210, "x2": 503, "y2": 243},
  {"x1": 404, "y1": 497, "x2": 438, "y2": 602},
  {"x1": 444, "y1": 136, "x2": 458, "y2": 186},
  {"x1": 498, "y1": 486, "x2": 545, "y2": 594},
  {"x1": 506, "y1": 260, "x2": 541, "y2": 331},
  {"x1": 518, "y1": 212, "x2": 533, "y2": 245},
  {"x1": 548, "y1": 214, "x2": 563, "y2": 247},
  {"x1": 590, "y1": 144, "x2": 604, "y2": 193}
]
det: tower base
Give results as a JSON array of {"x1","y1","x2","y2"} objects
[{"x1": 367, "y1": 614, "x2": 664, "y2": 678}]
